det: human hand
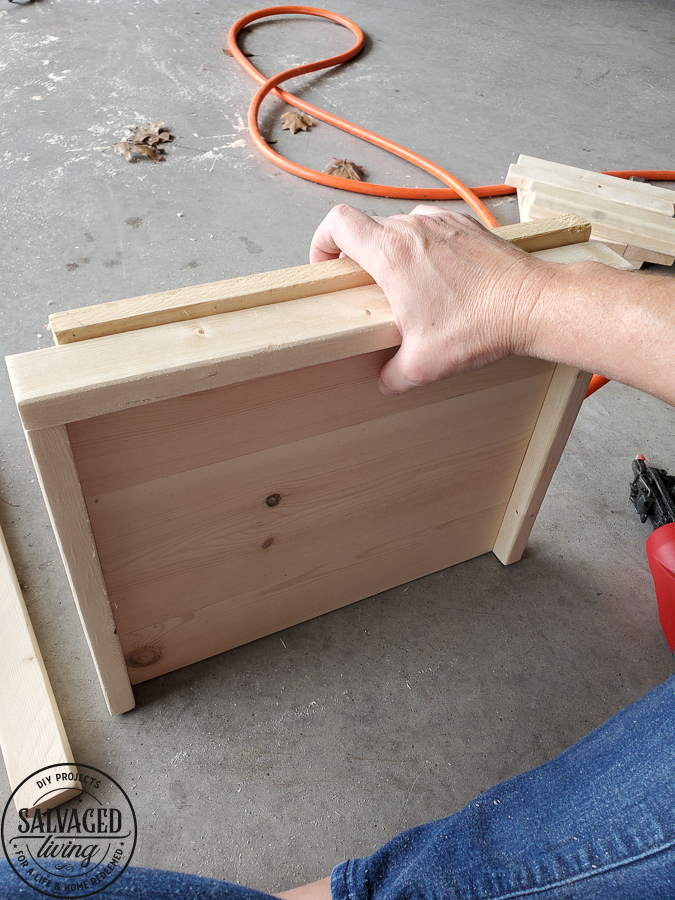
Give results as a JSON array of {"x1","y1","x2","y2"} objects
[{"x1": 309, "y1": 204, "x2": 553, "y2": 394}]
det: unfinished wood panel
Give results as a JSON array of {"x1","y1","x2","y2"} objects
[
  {"x1": 123, "y1": 502, "x2": 507, "y2": 684},
  {"x1": 516, "y1": 155, "x2": 675, "y2": 204},
  {"x1": 0, "y1": 524, "x2": 81, "y2": 814},
  {"x1": 523, "y1": 187, "x2": 675, "y2": 255},
  {"x1": 83, "y1": 371, "x2": 552, "y2": 645},
  {"x1": 24, "y1": 426, "x2": 135, "y2": 715},
  {"x1": 8, "y1": 238, "x2": 623, "y2": 437},
  {"x1": 68, "y1": 353, "x2": 553, "y2": 496},
  {"x1": 9, "y1": 284, "x2": 397, "y2": 431},
  {"x1": 493, "y1": 365, "x2": 593, "y2": 565},
  {"x1": 505, "y1": 163, "x2": 675, "y2": 216},
  {"x1": 48, "y1": 216, "x2": 591, "y2": 346}
]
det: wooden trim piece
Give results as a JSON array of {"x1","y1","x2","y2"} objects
[
  {"x1": 492, "y1": 364, "x2": 592, "y2": 565},
  {"x1": 8, "y1": 233, "x2": 618, "y2": 436},
  {"x1": 48, "y1": 217, "x2": 591, "y2": 346},
  {"x1": 516, "y1": 155, "x2": 675, "y2": 204},
  {"x1": 24, "y1": 426, "x2": 135, "y2": 715},
  {"x1": 523, "y1": 187, "x2": 675, "y2": 255},
  {"x1": 0, "y1": 524, "x2": 81, "y2": 813},
  {"x1": 490, "y1": 215, "x2": 590, "y2": 251},
  {"x1": 11, "y1": 284, "x2": 399, "y2": 431},
  {"x1": 505, "y1": 163, "x2": 675, "y2": 216}
]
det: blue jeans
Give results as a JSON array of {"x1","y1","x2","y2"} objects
[{"x1": 2, "y1": 676, "x2": 674, "y2": 899}]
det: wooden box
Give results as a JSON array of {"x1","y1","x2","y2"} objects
[{"x1": 6, "y1": 218, "x2": 632, "y2": 714}]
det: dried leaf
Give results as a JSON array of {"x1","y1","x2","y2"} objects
[
  {"x1": 323, "y1": 158, "x2": 365, "y2": 181},
  {"x1": 281, "y1": 111, "x2": 313, "y2": 134},
  {"x1": 112, "y1": 141, "x2": 133, "y2": 161},
  {"x1": 112, "y1": 120, "x2": 174, "y2": 163},
  {"x1": 131, "y1": 143, "x2": 166, "y2": 163},
  {"x1": 223, "y1": 48, "x2": 255, "y2": 57}
]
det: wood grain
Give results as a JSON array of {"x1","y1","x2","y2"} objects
[
  {"x1": 493, "y1": 365, "x2": 593, "y2": 564},
  {"x1": 48, "y1": 216, "x2": 591, "y2": 346},
  {"x1": 84, "y1": 371, "x2": 553, "y2": 643},
  {"x1": 516, "y1": 155, "x2": 675, "y2": 204},
  {"x1": 0, "y1": 524, "x2": 81, "y2": 813},
  {"x1": 523, "y1": 186, "x2": 675, "y2": 255},
  {"x1": 122, "y1": 502, "x2": 508, "y2": 684},
  {"x1": 505, "y1": 162, "x2": 675, "y2": 216},
  {"x1": 24, "y1": 426, "x2": 135, "y2": 715},
  {"x1": 68, "y1": 353, "x2": 553, "y2": 496}
]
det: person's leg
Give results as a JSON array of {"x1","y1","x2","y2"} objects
[
  {"x1": 0, "y1": 860, "x2": 279, "y2": 900},
  {"x1": 196, "y1": 666, "x2": 675, "y2": 900},
  {"x1": 324, "y1": 674, "x2": 675, "y2": 900}
]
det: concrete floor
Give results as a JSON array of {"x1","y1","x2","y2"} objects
[{"x1": 1, "y1": 0, "x2": 674, "y2": 892}]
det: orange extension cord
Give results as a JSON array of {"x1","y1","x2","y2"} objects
[{"x1": 227, "y1": 6, "x2": 675, "y2": 397}]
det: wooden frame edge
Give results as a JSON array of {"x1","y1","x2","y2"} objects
[
  {"x1": 492, "y1": 364, "x2": 593, "y2": 565},
  {"x1": 24, "y1": 426, "x2": 135, "y2": 715},
  {"x1": 48, "y1": 216, "x2": 591, "y2": 346}
]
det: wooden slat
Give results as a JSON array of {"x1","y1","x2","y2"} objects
[
  {"x1": 522, "y1": 186, "x2": 675, "y2": 255},
  {"x1": 24, "y1": 426, "x2": 135, "y2": 715},
  {"x1": 123, "y1": 503, "x2": 507, "y2": 684},
  {"x1": 0, "y1": 524, "x2": 81, "y2": 813},
  {"x1": 516, "y1": 155, "x2": 675, "y2": 204},
  {"x1": 493, "y1": 365, "x2": 592, "y2": 564},
  {"x1": 505, "y1": 163, "x2": 675, "y2": 216},
  {"x1": 81, "y1": 371, "x2": 552, "y2": 639},
  {"x1": 67, "y1": 353, "x2": 553, "y2": 496},
  {"x1": 10, "y1": 284, "x2": 397, "y2": 431},
  {"x1": 8, "y1": 236, "x2": 622, "y2": 437},
  {"x1": 48, "y1": 217, "x2": 591, "y2": 346}
]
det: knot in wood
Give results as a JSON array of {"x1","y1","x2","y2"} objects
[
  {"x1": 125, "y1": 646, "x2": 162, "y2": 668},
  {"x1": 265, "y1": 493, "x2": 282, "y2": 507}
]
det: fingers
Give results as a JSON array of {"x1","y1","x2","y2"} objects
[
  {"x1": 309, "y1": 204, "x2": 383, "y2": 265},
  {"x1": 378, "y1": 338, "x2": 426, "y2": 396}
]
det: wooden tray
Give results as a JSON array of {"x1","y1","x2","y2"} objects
[{"x1": 6, "y1": 217, "x2": 632, "y2": 714}]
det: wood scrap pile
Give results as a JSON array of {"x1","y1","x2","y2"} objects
[{"x1": 505, "y1": 155, "x2": 675, "y2": 268}]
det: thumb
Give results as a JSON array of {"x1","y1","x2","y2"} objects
[{"x1": 378, "y1": 339, "x2": 425, "y2": 396}]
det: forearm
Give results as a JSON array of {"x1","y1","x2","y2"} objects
[{"x1": 523, "y1": 262, "x2": 675, "y2": 406}]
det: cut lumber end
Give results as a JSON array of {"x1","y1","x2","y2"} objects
[{"x1": 494, "y1": 215, "x2": 591, "y2": 252}]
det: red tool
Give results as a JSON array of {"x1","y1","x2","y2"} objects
[{"x1": 630, "y1": 455, "x2": 675, "y2": 653}]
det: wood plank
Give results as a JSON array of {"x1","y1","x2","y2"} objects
[
  {"x1": 10, "y1": 284, "x2": 398, "y2": 431},
  {"x1": 48, "y1": 217, "x2": 591, "y2": 346},
  {"x1": 522, "y1": 183, "x2": 675, "y2": 249},
  {"x1": 516, "y1": 155, "x2": 675, "y2": 204},
  {"x1": 83, "y1": 371, "x2": 552, "y2": 638},
  {"x1": 0, "y1": 524, "x2": 81, "y2": 814},
  {"x1": 68, "y1": 353, "x2": 553, "y2": 496},
  {"x1": 8, "y1": 238, "x2": 620, "y2": 435},
  {"x1": 493, "y1": 365, "x2": 593, "y2": 565},
  {"x1": 505, "y1": 162, "x2": 675, "y2": 216},
  {"x1": 623, "y1": 247, "x2": 675, "y2": 265},
  {"x1": 24, "y1": 426, "x2": 135, "y2": 715},
  {"x1": 123, "y1": 502, "x2": 508, "y2": 684},
  {"x1": 523, "y1": 190, "x2": 675, "y2": 256}
]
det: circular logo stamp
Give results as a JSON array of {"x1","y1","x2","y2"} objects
[{"x1": 2, "y1": 764, "x2": 136, "y2": 898}]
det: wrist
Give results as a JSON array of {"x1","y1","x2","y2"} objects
[{"x1": 505, "y1": 257, "x2": 561, "y2": 360}]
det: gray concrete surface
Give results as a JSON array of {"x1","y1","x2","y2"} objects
[{"x1": 1, "y1": 0, "x2": 674, "y2": 892}]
